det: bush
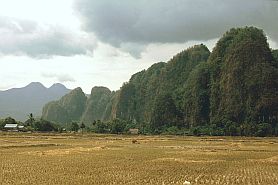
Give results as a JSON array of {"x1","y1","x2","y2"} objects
[
  {"x1": 164, "y1": 126, "x2": 179, "y2": 135},
  {"x1": 69, "y1": 122, "x2": 79, "y2": 132},
  {"x1": 93, "y1": 120, "x2": 109, "y2": 133},
  {"x1": 255, "y1": 123, "x2": 272, "y2": 137},
  {"x1": 33, "y1": 119, "x2": 58, "y2": 132},
  {"x1": 0, "y1": 119, "x2": 5, "y2": 129},
  {"x1": 109, "y1": 119, "x2": 126, "y2": 134}
]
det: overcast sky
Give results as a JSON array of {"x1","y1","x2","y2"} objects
[{"x1": 0, "y1": 0, "x2": 277, "y2": 93}]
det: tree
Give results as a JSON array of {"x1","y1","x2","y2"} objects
[
  {"x1": 25, "y1": 113, "x2": 35, "y2": 126},
  {"x1": 80, "y1": 122, "x2": 86, "y2": 133},
  {"x1": 255, "y1": 123, "x2": 272, "y2": 137},
  {"x1": 94, "y1": 120, "x2": 108, "y2": 133},
  {"x1": 33, "y1": 119, "x2": 58, "y2": 132},
  {"x1": 224, "y1": 121, "x2": 239, "y2": 136},
  {"x1": 70, "y1": 122, "x2": 79, "y2": 132},
  {"x1": 110, "y1": 119, "x2": 126, "y2": 134},
  {"x1": 3, "y1": 117, "x2": 17, "y2": 124},
  {"x1": 150, "y1": 93, "x2": 182, "y2": 133},
  {"x1": 0, "y1": 119, "x2": 5, "y2": 129},
  {"x1": 29, "y1": 113, "x2": 34, "y2": 121}
]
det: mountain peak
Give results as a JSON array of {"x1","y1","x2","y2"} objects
[
  {"x1": 0, "y1": 82, "x2": 70, "y2": 121},
  {"x1": 49, "y1": 83, "x2": 67, "y2": 90},
  {"x1": 91, "y1": 86, "x2": 111, "y2": 94},
  {"x1": 25, "y1": 82, "x2": 46, "y2": 89},
  {"x1": 27, "y1": 82, "x2": 44, "y2": 86}
]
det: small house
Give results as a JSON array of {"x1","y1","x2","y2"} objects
[
  {"x1": 18, "y1": 125, "x2": 25, "y2": 131},
  {"x1": 4, "y1": 124, "x2": 24, "y2": 131},
  {"x1": 129, "y1": 128, "x2": 139, "y2": 135},
  {"x1": 4, "y1": 124, "x2": 18, "y2": 131}
]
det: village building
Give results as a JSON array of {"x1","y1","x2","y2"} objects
[
  {"x1": 4, "y1": 124, "x2": 24, "y2": 131},
  {"x1": 129, "y1": 128, "x2": 139, "y2": 134}
]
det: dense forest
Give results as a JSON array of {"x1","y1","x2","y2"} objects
[{"x1": 41, "y1": 27, "x2": 278, "y2": 136}]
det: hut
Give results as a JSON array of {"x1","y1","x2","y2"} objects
[
  {"x1": 4, "y1": 124, "x2": 24, "y2": 131},
  {"x1": 129, "y1": 128, "x2": 139, "y2": 134}
]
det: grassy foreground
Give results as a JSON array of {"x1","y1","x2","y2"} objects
[{"x1": 0, "y1": 133, "x2": 277, "y2": 185}]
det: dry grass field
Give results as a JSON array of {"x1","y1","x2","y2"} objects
[{"x1": 0, "y1": 133, "x2": 277, "y2": 185}]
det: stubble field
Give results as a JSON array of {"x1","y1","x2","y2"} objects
[{"x1": 0, "y1": 133, "x2": 277, "y2": 185}]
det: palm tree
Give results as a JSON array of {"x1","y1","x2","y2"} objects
[
  {"x1": 80, "y1": 122, "x2": 86, "y2": 134},
  {"x1": 27, "y1": 113, "x2": 35, "y2": 126}
]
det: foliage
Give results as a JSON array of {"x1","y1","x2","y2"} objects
[
  {"x1": 40, "y1": 27, "x2": 277, "y2": 136},
  {"x1": 0, "y1": 116, "x2": 60, "y2": 132},
  {"x1": 183, "y1": 62, "x2": 210, "y2": 127},
  {"x1": 42, "y1": 87, "x2": 87, "y2": 124},
  {"x1": 81, "y1": 87, "x2": 113, "y2": 124},
  {"x1": 109, "y1": 119, "x2": 127, "y2": 134},
  {"x1": 70, "y1": 122, "x2": 79, "y2": 132},
  {"x1": 208, "y1": 27, "x2": 277, "y2": 125},
  {"x1": 255, "y1": 123, "x2": 273, "y2": 137},
  {"x1": 272, "y1": 49, "x2": 278, "y2": 63},
  {"x1": 0, "y1": 119, "x2": 5, "y2": 129},
  {"x1": 33, "y1": 119, "x2": 58, "y2": 132},
  {"x1": 3, "y1": 117, "x2": 17, "y2": 124},
  {"x1": 150, "y1": 93, "x2": 183, "y2": 133},
  {"x1": 114, "y1": 44, "x2": 210, "y2": 129},
  {"x1": 25, "y1": 113, "x2": 35, "y2": 127},
  {"x1": 93, "y1": 120, "x2": 109, "y2": 133},
  {"x1": 115, "y1": 62, "x2": 166, "y2": 123}
]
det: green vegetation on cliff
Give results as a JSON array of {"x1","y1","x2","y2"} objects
[
  {"x1": 273, "y1": 49, "x2": 278, "y2": 64},
  {"x1": 41, "y1": 27, "x2": 278, "y2": 136},
  {"x1": 115, "y1": 62, "x2": 166, "y2": 122},
  {"x1": 42, "y1": 87, "x2": 87, "y2": 124},
  {"x1": 208, "y1": 27, "x2": 277, "y2": 126},
  {"x1": 115, "y1": 44, "x2": 210, "y2": 126},
  {"x1": 81, "y1": 87, "x2": 114, "y2": 124},
  {"x1": 183, "y1": 62, "x2": 210, "y2": 128}
]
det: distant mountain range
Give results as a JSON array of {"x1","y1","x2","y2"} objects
[{"x1": 0, "y1": 82, "x2": 70, "y2": 121}]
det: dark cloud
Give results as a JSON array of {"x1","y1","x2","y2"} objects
[
  {"x1": 0, "y1": 17, "x2": 96, "y2": 58},
  {"x1": 74, "y1": 0, "x2": 278, "y2": 57}
]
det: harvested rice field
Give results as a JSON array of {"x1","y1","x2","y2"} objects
[{"x1": 0, "y1": 133, "x2": 277, "y2": 185}]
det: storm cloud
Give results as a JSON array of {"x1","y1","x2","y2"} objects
[
  {"x1": 0, "y1": 17, "x2": 96, "y2": 58},
  {"x1": 74, "y1": 0, "x2": 278, "y2": 57}
]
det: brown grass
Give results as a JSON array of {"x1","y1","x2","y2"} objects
[{"x1": 0, "y1": 133, "x2": 277, "y2": 184}]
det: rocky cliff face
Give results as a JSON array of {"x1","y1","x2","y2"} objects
[
  {"x1": 81, "y1": 87, "x2": 114, "y2": 124},
  {"x1": 42, "y1": 87, "x2": 87, "y2": 124},
  {"x1": 208, "y1": 27, "x2": 278, "y2": 124},
  {"x1": 41, "y1": 27, "x2": 278, "y2": 132}
]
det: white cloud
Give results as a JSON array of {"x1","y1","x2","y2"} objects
[{"x1": 41, "y1": 73, "x2": 75, "y2": 83}]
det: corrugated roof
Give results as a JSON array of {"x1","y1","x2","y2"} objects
[{"x1": 4, "y1": 124, "x2": 18, "y2": 128}]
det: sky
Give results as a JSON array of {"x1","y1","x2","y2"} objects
[{"x1": 0, "y1": 0, "x2": 277, "y2": 93}]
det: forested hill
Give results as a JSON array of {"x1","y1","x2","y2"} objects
[
  {"x1": 42, "y1": 87, "x2": 87, "y2": 124},
  {"x1": 273, "y1": 49, "x2": 278, "y2": 62},
  {"x1": 207, "y1": 27, "x2": 277, "y2": 128},
  {"x1": 41, "y1": 27, "x2": 278, "y2": 136},
  {"x1": 81, "y1": 86, "x2": 115, "y2": 123}
]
